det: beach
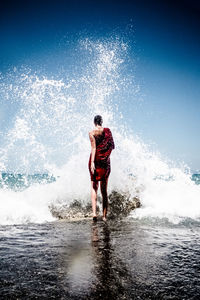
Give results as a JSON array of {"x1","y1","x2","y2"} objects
[
  {"x1": 0, "y1": 18, "x2": 199, "y2": 299},
  {"x1": 1, "y1": 217, "x2": 200, "y2": 299}
]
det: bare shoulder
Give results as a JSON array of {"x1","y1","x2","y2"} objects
[{"x1": 89, "y1": 130, "x2": 95, "y2": 137}]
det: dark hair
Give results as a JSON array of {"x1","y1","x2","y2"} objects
[{"x1": 94, "y1": 115, "x2": 103, "y2": 126}]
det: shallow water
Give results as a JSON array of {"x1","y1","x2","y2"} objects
[{"x1": 0, "y1": 218, "x2": 200, "y2": 299}]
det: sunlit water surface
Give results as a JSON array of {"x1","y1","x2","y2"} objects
[
  {"x1": 0, "y1": 218, "x2": 200, "y2": 299},
  {"x1": 0, "y1": 36, "x2": 200, "y2": 300}
]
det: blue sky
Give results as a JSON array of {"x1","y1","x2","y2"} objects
[{"x1": 0, "y1": 0, "x2": 200, "y2": 171}]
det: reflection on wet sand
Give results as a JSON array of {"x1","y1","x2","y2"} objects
[
  {"x1": 56, "y1": 220, "x2": 134, "y2": 299},
  {"x1": 90, "y1": 222, "x2": 133, "y2": 299},
  {"x1": 1, "y1": 220, "x2": 198, "y2": 299}
]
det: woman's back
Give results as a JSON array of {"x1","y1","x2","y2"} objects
[{"x1": 91, "y1": 127, "x2": 104, "y2": 137}]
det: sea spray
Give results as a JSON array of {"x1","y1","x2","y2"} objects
[{"x1": 0, "y1": 37, "x2": 200, "y2": 225}]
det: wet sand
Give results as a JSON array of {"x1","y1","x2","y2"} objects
[{"x1": 0, "y1": 218, "x2": 200, "y2": 299}]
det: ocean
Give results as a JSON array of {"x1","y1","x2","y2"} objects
[
  {"x1": 0, "y1": 38, "x2": 200, "y2": 299},
  {"x1": 0, "y1": 173, "x2": 199, "y2": 299}
]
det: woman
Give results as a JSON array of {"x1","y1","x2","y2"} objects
[{"x1": 88, "y1": 115, "x2": 115, "y2": 221}]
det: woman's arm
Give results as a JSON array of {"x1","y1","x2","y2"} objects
[{"x1": 89, "y1": 131, "x2": 96, "y2": 174}]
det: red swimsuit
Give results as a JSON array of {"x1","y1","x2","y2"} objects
[{"x1": 88, "y1": 128, "x2": 115, "y2": 181}]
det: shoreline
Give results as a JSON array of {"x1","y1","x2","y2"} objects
[{"x1": 0, "y1": 217, "x2": 199, "y2": 299}]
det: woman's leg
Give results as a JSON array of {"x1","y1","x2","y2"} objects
[
  {"x1": 100, "y1": 178, "x2": 108, "y2": 220},
  {"x1": 91, "y1": 181, "x2": 99, "y2": 217}
]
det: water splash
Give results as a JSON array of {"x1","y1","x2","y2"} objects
[{"x1": 0, "y1": 37, "x2": 199, "y2": 225}]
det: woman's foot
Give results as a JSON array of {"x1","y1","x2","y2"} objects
[{"x1": 102, "y1": 216, "x2": 107, "y2": 222}]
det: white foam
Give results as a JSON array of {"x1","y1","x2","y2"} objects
[{"x1": 0, "y1": 38, "x2": 199, "y2": 225}]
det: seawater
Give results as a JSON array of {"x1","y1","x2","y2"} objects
[
  {"x1": 0, "y1": 173, "x2": 56, "y2": 191},
  {"x1": 0, "y1": 219, "x2": 200, "y2": 299},
  {"x1": 0, "y1": 37, "x2": 200, "y2": 225},
  {"x1": 0, "y1": 36, "x2": 200, "y2": 299}
]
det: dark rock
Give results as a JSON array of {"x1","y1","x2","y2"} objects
[
  {"x1": 49, "y1": 190, "x2": 141, "y2": 220},
  {"x1": 108, "y1": 190, "x2": 141, "y2": 219}
]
